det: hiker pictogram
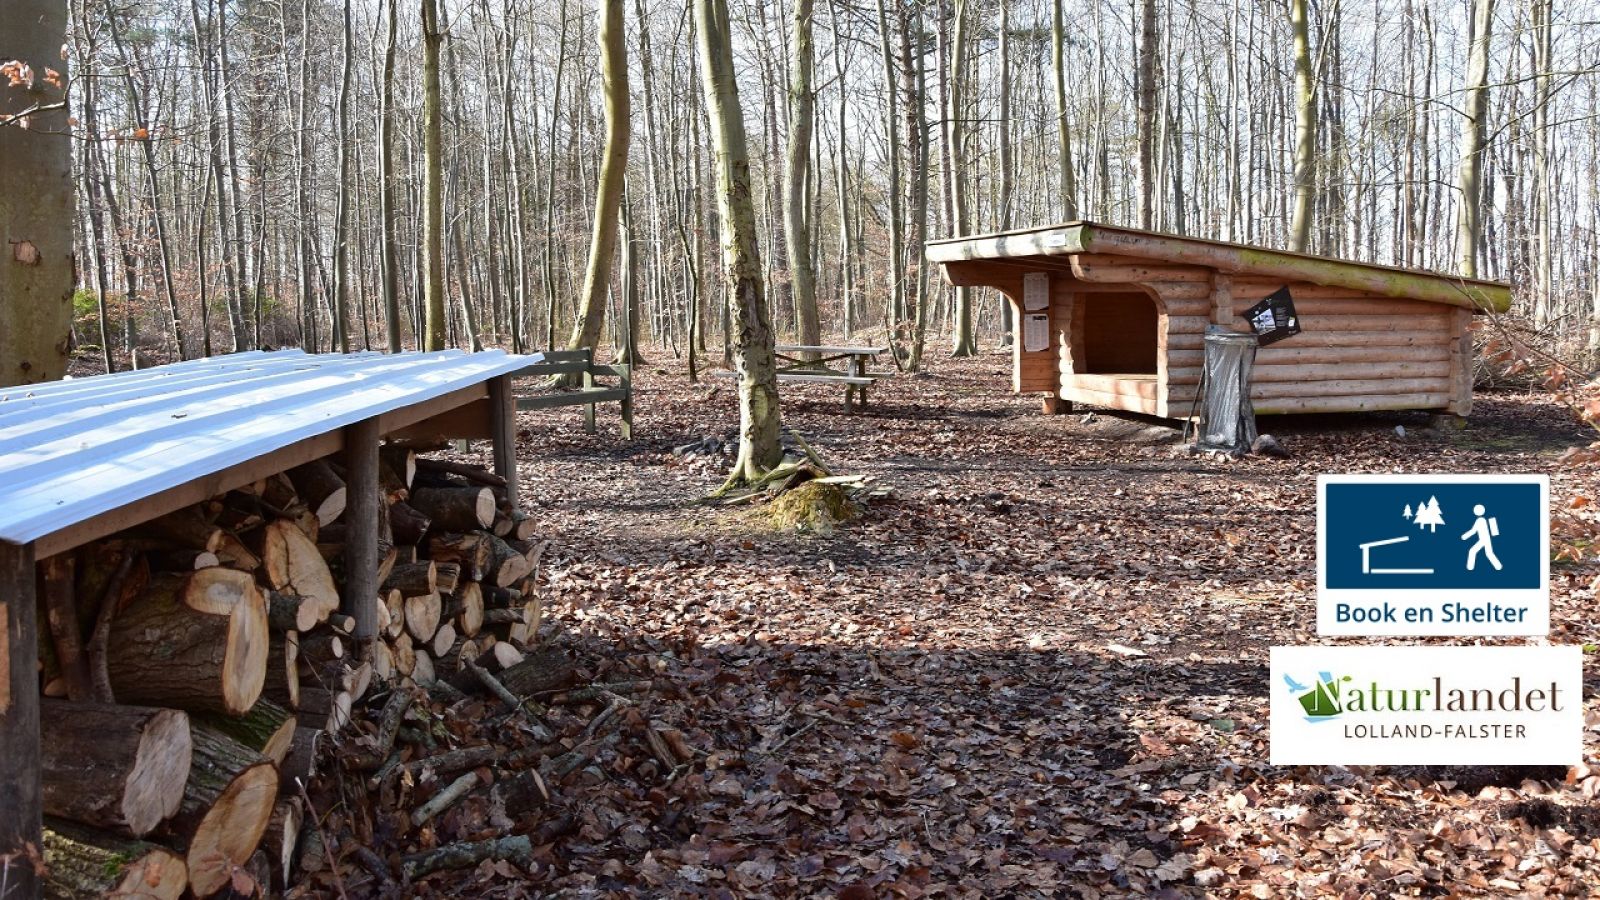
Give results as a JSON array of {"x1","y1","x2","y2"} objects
[{"x1": 1462, "y1": 504, "x2": 1503, "y2": 571}]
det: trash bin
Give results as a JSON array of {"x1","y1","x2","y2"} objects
[{"x1": 1194, "y1": 327, "x2": 1259, "y2": 455}]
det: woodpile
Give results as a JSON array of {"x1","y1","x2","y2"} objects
[{"x1": 29, "y1": 446, "x2": 547, "y2": 897}]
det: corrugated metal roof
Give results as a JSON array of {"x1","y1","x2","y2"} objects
[{"x1": 0, "y1": 349, "x2": 541, "y2": 546}]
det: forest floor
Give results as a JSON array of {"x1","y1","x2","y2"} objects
[{"x1": 414, "y1": 350, "x2": 1600, "y2": 897}]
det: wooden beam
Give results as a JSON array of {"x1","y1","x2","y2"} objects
[
  {"x1": 342, "y1": 418, "x2": 381, "y2": 644},
  {"x1": 33, "y1": 430, "x2": 344, "y2": 560},
  {"x1": 0, "y1": 540, "x2": 42, "y2": 900},
  {"x1": 488, "y1": 375, "x2": 519, "y2": 504}
]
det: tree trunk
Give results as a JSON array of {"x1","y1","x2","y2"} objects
[
  {"x1": 566, "y1": 0, "x2": 631, "y2": 364},
  {"x1": 1051, "y1": 0, "x2": 1078, "y2": 220},
  {"x1": 1, "y1": 0, "x2": 73, "y2": 386},
  {"x1": 380, "y1": 0, "x2": 402, "y2": 351},
  {"x1": 694, "y1": 0, "x2": 782, "y2": 487},
  {"x1": 1288, "y1": 0, "x2": 1316, "y2": 252},
  {"x1": 1136, "y1": 0, "x2": 1157, "y2": 229},
  {"x1": 1454, "y1": 0, "x2": 1494, "y2": 278},
  {"x1": 421, "y1": 0, "x2": 446, "y2": 350},
  {"x1": 785, "y1": 0, "x2": 820, "y2": 353}
]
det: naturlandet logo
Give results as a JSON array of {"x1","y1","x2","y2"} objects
[{"x1": 1287, "y1": 670, "x2": 1564, "y2": 737}]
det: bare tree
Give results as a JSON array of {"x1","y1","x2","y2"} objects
[
  {"x1": 694, "y1": 0, "x2": 780, "y2": 488},
  {"x1": 566, "y1": 0, "x2": 630, "y2": 361}
]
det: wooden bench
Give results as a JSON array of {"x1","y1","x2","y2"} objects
[
  {"x1": 508, "y1": 348, "x2": 633, "y2": 438},
  {"x1": 716, "y1": 344, "x2": 889, "y2": 410}
]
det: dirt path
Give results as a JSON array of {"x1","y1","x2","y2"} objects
[{"x1": 458, "y1": 353, "x2": 1600, "y2": 897}]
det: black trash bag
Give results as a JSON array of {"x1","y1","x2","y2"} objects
[{"x1": 1194, "y1": 327, "x2": 1259, "y2": 455}]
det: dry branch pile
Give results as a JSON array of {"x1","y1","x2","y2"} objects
[{"x1": 31, "y1": 445, "x2": 550, "y2": 898}]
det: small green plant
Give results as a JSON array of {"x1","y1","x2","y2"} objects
[{"x1": 72, "y1": 287, "x2": 99, "y2": 318}]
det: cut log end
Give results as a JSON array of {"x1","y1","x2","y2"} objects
[
  {"x1": 125, "y1": 708, "x2": 193, "y2": 836},
  {"x1": 185, "y1": 761, "x2": 278, "y2": 897}
]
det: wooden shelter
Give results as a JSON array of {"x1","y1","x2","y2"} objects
[{"x1": 926, "y1": 222, "x2": 1512, "y2": 418}]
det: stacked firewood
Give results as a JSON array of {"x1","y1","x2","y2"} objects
[{"x1": 32, "y1": 446, "x2": 546, "y2": 899}]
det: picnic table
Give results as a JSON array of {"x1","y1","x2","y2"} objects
[{"x1": 773, "y1": 344, "x2": 889, "y2": 410}]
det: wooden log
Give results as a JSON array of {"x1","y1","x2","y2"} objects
[
  {"x1": 383, "y1": 589, "x2": 405, "y2": 640},
  {"x1": 495, "y1": 650, "x2": 577, "y2": 697},
  {"x1": 213, "y1": 532, "x2": 261, "y2": 572},
  {"x1": 392, "y1": 632, "x2": 417, "y2": 677},
  {"x1": 259, "y1": 473, "x2": 298, "y2": 510},
  {"x1": 481, "y1": 642, "x2": 524, "y2": 672},
  {"x1": 480, "y1": 585, "x2": 522, "y2": 610},
  {"x1": 286, "y1": 459, "x2": 348, "y2": 526},
  {"x1": 508, "y1": 598, "x2": 542, "y2": 645},
  {"x1": 427, "y1": 532, "x2": 490, "y2": 582},
  {"x1": 40, "y1": 700, "x2": 191, "y2": 838},
  {"x1": 280, "y1": 729, "x2": 321, "y2": 792},
  {"x1": 451, "y1": 582, "x2": 484, "y2": 638},
  {"x1": 434, "y1": 562, "x2": 462, "y2": 594},
  {"x1": 260, "y1": 798, "x2": 301, "y2": 891},
  {"x1": 507, "y1": 510, "x2": 537, "y2": 541},
  {"x1": 297, "y1": 688, "x2": 352, "y2": 732},
  {"x1": 267, "y1": 590, "x2": 316, "y2": 633},
  {"x1": 485, "y1": 536, "x2": 531, "y2": 588},
  {"x1": 346, "y1": 660, "x2": 374, "y2": 702},
  {"x1": 195, "y1": 698, "x2": 295, "y2": 767},
  {"x1": 387, "y1": 501, "x2": 432, "y2": 547},
  {"x1": 379, "y1": 445, "x2": 418, "y2": 491},
  {"x1": 436, "y1": 638, "x2": 480, "y2": 675},
  {"x1": 417, "y1": 456, "x2": 507, "y2": 488},
  {"x1": 108, "y1": 570, "x2": 268, "y2": 716},
  {"x1": 295, "y1": 631, "x2": 344, "y2": 669},
  {"x1": 262, "y1": 630, "x2": 300, "y2": 711},
  {"x1": 167, "y1": 725, "x2": 279, "y2": 897},
  {"x1": 431, "y1": 621, "x2": 458, "y2": 659},
  {"x1": 129, "y1": 506, "x2": 224, "y2": 553},
  {"x1": 410, "y1": 486, "x2": 495, "y2": 532},
  {"x1": 42, "y1": 819, "x2": 188, "y2": 900},
  {"x1": 410, "y1": 650, "x2": 436, "y2": 686},
  {"x1": 405, "y1": 592, "x2": 444, "y2": 643},
  {"x1": 401, "y1": 834, "x2": 532, "y2": 880},
  {"x1": 384, "y1": 561, "x2": 438, "y2": 598},
  {"x1": 371, "y1": 639, "x2": 395, "y2": 681},
  {"x1": 1248, "y1": 392, "x2": 1453, "y2": 414},
  {"x1": 260, "y1": 520, "x2": 340, "y2": 625},
  {"x1": 39, "y1": 554, "x2": 93, "y2": 701}
]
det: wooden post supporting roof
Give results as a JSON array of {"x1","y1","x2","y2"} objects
[
  {"x1": 0, "y1": 540, "x2": 41, "y2": 900},
  {"x1": 343, "y1": 417, "x2": 382, "y2": 644},
  {"x1": 488, "y1": 375, "x2": 519, "y2": 504}
]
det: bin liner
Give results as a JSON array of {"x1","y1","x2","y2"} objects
[{"x1": 1195, "y1": 327, "x2": 1259, "y2": 454}]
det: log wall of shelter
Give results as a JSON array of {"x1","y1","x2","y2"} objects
[{"x1": 947, "y1": 253, "x2": 1471, "y2": 418}]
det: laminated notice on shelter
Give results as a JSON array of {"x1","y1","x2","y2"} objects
[
  {"x1": 1023, "y1": 314, "x2": 1050, "y2": 352},
  {"x1": 1245, "y1": 286, "x2": 1302, "y2": 346},
  {"x1": 1023, "y1": 272, "x2": 1049, "y2": 311}
]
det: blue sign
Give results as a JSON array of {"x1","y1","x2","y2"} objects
[
  {"x1": 1324, "y1": 480, "x2": 1540, "y2": 589},
  {"x1": 1317, "y1": 474, "x2": 1549, "y2": 636}
]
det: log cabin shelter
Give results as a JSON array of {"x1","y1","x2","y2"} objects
[{"x1": 926, "y1": 221, "x2": 1513, "y2": 419}]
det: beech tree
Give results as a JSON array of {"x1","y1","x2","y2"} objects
[
  {"x1": 566, "y1": 0, "x2": 630, "y2": 361},
  {"x1": 694, "y1": 0, "x2": 780, "y2": 488},
  {"x1": 1, "y1": 0, "x2": 72, "y2": 388}
]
